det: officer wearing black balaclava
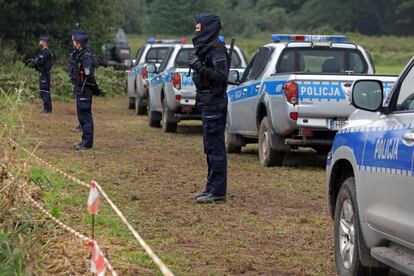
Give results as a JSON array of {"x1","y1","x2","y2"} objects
[
  {"x1": 68, "y1": 30, "x2": 99, "y2": 150},
  {"x1": 188, "y1": 13, "x2": 229, "y2": 204},
  {"x1": 28, "y1": 35, "x2": 53, "y2": 113}
]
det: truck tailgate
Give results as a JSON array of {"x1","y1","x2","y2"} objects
[{"x1": 294, "y1": 74, "x2": 397, "y2": 129}]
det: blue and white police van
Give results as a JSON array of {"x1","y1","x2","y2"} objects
[
  {"x1": 125, "y1": 38, "x2": 186, "y2": 115},
  {"x1": 226, "y1": 34, "x2": 397, "y2": 167},
  {"x1": 327, "y1": 57, "x2": 414, "y2": 275}
]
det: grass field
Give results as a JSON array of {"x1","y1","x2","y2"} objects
[
  {"x1": 11, "y1": 96, "x2": 334, "y2": 275},
  {"x1": 127, "y1": 33, "x2": 414, "y2": 75}
]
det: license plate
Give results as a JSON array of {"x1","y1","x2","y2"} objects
[
  {"x1": 328, "y1": 119, "x2": 347, "y2": 130},
  {"x1": 120, "y1": 49, "x2": 129, "y2": 54}
]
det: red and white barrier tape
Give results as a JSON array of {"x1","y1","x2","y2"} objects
[
  {"x1": 6, "y1": 138, "x2": 175, "y2": 276},
  {"x1": 24, "y1": 190, "x2": 118, "y2": 276},
  {"x1": 4, "y1": 169, "x2": 118, "y2": 276}
]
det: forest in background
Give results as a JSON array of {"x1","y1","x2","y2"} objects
[{"x1": 1, "y1": 0, "x2": 414, "y2": 60}]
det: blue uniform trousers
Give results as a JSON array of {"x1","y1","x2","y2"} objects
[
  {"x1": 201, "y1": 108, "x2": 227, "y2": 196},
  {"x1": 76, "y1": 95, "x2": 94, "y2": 148},
  {"x1": 39, "y1": 72, "x2": 52, "y2": 112}
]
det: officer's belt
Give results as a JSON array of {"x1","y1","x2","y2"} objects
[{"x1": 197, "y1": 89, "x2": 214, "y2": 93}]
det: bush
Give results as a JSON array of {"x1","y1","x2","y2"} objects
[{"x1": 0, "y1": 62, "x2": 126, "y2": 102}]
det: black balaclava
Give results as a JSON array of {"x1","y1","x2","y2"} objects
[{"x1": 192, "y1": 12, "x2": 221, "y2": 50}]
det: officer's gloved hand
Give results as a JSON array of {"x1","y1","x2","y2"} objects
[{"x1": 188, "y1": 54, "x2": 203, "y2": 73}]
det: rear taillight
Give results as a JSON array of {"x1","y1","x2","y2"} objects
[
  {"x1": 141, "y1": 67, "x2": 148, "y2": 79},
  {"x1": 283, "y1": 82, "x2": 298, "y2": 105},
  {"x1": 172, "y1": 73, "x2": 181, "y2": 90},
  {"x1": 175, "y1": 95, "x2": 181, "y2": 101},
  {"x1": 289, "y1": 112, "x2": 298, "y2": 121}
]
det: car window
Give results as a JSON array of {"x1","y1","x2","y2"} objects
[
  {"x1": 157, "y1": 48, "x2": 173, "y2": 72},
  {"x1": 230, "y1": 51, "x2": 242, "y2": 68},
  {"x1": 242, "y1": 47, "x2": 271, "y2": 82},
  {"x1": 175, "y1": 48, "x2": 194, "y2": 68},
  {"x1": 240, "y1": 53, "x2": 257, "y2": 82},
  {"x1": 396, "y1": 65, "x2": 414, "y2": 111},
  {"x1": 145, "y1": 47, "x2": 170, "y2": 64},
  {"x1": 135, "y1": 47, "x2": 145, "y2": 64},
  {"x1": 276, "y1": 48, "x2": 367, "y2": 74}
]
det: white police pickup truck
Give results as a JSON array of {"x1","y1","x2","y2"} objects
[
  {"x1": 327, "y1": 57, "x2": 414, "y2": 275},
  {"x1": 226, "y1": 34, "x2": 397, "y2": 167},
  {"x1": 145, "y1": 40, "x2": 247, "y2": 132},
  {"x1": 125, "y1": 38, "x2": 186, "y2": 115}
]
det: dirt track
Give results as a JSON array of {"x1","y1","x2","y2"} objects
[{"x1": 23, "y1": 95, "x2": 334, "y2": 275}]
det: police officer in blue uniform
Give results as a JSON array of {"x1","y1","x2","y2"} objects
[
  {"x1": 30, "y1": 35, "x2": 53, "y2": 113},
  {"x1": 188, "y1": 13, "x2": 229, "y2": 203},
  {"x1": 68, "y1": 31, "x2": 99, "y2": 150}
]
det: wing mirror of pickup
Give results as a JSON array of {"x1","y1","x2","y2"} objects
[
  {"x1": 146, "y1": 64, "x2": 157, "y2": 74},
  {"x1": 351, "y1": 80, "x2": 384, "y2": 112},
  {"x1": 124, "y1": 59, "x2": 133, "y2": 68},
  {"x1": 228, "y1": 69, "x2": 241, "y2": 85}
]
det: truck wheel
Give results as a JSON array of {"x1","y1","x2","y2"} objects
[
  {"x1": 258, "y1": 116, "x2": 284, "y2": 167},
  {"x1": 225, "y1": 124, "x2": 242, "y2": 153},
  {"x1": 162, "y1": 98, "x2": 177, "y2": 133},
  {"x1": 147, "y1": 95, "x2": 160, "y2": 128},
  {"x1": 334, "y1": 177, "x2": 389, "y2": 276},
  {"x1": 128, "y1": 97, "x2": 135, "y2": 110},
  {"x1": 135, "y1": 94, "x2": 147, "y2": 115}
]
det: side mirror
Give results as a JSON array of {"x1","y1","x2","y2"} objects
[
  {"x1": 146, "y1": 64, "x2": 157, "y2": 73},
  {"x1": 351, "y1": 80, "x2": 383, "y2": 112},
  {"x1": 124, "y1": 59, "x2": 132, "y2": 67},
  {"x1": 228, "y1": 69, "x2": 240, "y2": 85}
]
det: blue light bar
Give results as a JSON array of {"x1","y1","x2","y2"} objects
[
  {"x1": 218, "y1": 35, "x2": 225, "y2": 42},
  {"x1": 271, "y1": 34, "x2": 347, "y2": 43},
  {"x1": 147, "y1": 38, "x2": 186, "y2": 44}
]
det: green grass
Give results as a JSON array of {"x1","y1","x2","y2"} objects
[
  {"x1": 0, "y1": 230, "x2": 25, "y2": 276},
  {"x1": 127, "y1": 33, "x2": 414, "y2": 75}
]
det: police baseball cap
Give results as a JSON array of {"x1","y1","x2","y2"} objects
[
  {"x1": 73, "y1": 30, "x2": 89, "y2": 43},
  {"x1": 38, "y1": 35, "x2": 50, "y2": 43}
]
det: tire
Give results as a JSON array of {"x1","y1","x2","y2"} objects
[
  {"x1": 225, "y1": 124, "x2": 242, "y2": 153},
  {"x1": 135, "y1": 94, "x2": 147, "y2": 115},
  {"x1": 334, "y1": 177, "x2": 389, "y2": 276},
  {"x1": 128, "y1": 97, "x2": 135, "y2": 109},
  {"x1": 147, "y1": 94, "x2": 160, "y2": 128},
  {"x1": 162, "y1": 98, "x2": 177, "y2": 133},
  {"x1": 258, "y1": 116, "x2": 284, "y2": 167}
]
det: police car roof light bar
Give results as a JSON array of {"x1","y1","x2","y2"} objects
[
  {"x1": 147, "y1": 37, "x2": 185, "y2": 44},
  {"x1": 271, "y1": 34, "x2": 347, "y2": 43}
]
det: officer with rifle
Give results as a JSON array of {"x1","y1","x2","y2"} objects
[
  {"x1": 67, "y1": 30, "x2": 101, "y2": 150},
  {"x1": 26, "y1": 35, "x2": 53, "y2": 113},
  {"x1": 188, "y1": 13, "x2": 230, "y2": 204}
]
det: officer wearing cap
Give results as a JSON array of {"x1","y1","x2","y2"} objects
[
  {"x1": 30, "y1": 35, "x2": 53, "y2": 113},
  {"x1": 188, "y1": 13, "x2": 230, "y2": 204},
  {"x1": 68, "y1": 30, "x2": 99, "y2": 150}
]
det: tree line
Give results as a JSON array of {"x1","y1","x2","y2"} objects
[{"x1": 1, "y1": 0, "x2": 413, "y2": 59}]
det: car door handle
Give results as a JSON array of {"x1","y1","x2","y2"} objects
[
  {"x1": 242, "y1": 88, "x2": 248, "y2": 93},
  {"x1": 255, "y1": 85, "x2": 261, "y2": 91}
]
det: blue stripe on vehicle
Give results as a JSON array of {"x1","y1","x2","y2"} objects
[{"x1": 332, "y1": 126, "x2": 413, "y2": 174}]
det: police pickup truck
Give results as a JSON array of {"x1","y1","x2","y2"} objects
[
  {"x1": 327, "y1": 57, "x2": 414, "y2": 275},
  {"x1": 145, "y1": 40, "x2": 247, "y2": 132},
  {"x1": 125, "y1": 38, "x2": 186, "y2": 115},
  {"x1": 226, "y1": 34, "x2": 397, "y2": 167}
]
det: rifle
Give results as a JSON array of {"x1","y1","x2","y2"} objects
[{"x1": 227, "y1": 38, "x2": 239, "y2": 86}]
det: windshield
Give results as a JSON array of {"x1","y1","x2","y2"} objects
[
  {"x1": 115, "y1": 28, "x2": 128, "y2": 45},
  {"x1": 276, "y1": 48, "x2": 367, "y2": 74},
  {"x1": 175, "y1": 48, "x2": 194, "y2": 68}
]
